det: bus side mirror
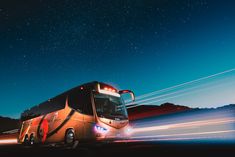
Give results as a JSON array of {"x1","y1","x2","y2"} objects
[{"x1": 119, "y1": 90, "x2": 135, "y2": 102}]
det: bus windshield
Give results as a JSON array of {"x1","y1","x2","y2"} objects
[{"x1": 94, "y1": 93, "x2": 128, "y2": 120}]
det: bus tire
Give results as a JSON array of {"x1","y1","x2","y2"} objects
[
  {"x1": 29, "y1": 134, "x2": 35, "y2": 146},
  {"x1": 65, "y1": 129, "x2": 78, "y2": 149},
  {"x1": 23, "y1": 134, "x2": 29, "y2": 146}
]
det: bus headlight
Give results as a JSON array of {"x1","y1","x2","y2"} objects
[{"x1": 94, "y1": 125, "x2": 108, "y2": 134}]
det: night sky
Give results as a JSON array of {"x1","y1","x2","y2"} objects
[{"x1": 1, "y1": 0, "x2": 235, "y2": 118}]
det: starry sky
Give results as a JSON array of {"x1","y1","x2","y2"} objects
[{"x1": 1, "y1": 0, "x2": 235, "y2": 118}]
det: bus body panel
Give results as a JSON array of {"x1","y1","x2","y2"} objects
[{"x1": 19, "y1": 107, "x2": 85, "y2": 144}]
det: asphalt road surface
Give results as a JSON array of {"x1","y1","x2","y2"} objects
[{"x1": 0, "y1": 142, "x2": 235, "y2": 157}]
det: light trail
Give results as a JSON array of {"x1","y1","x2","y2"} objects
[
  {"x1": 131, "y1": 130, "x2": 235, "y2": 139},
  {"x1": 127, "y1": 77, "x2": 235, "y2": 108},
  {"x1": 123, "y1": 69, "x2": 235, "y2": 145},
  {"x1": 0, "y1": 138, "x2": 18, "y2": 145},
  {"x1": 126, "y1": 78, "x2": 227, "y2": 106},
  {"x1": 126, "y1": 84, "x2": 204, "y2": 106},
  {"x1": 114, "y1": 133, "x2": 235, "y2": 143},
  {"x1": 117, "y1": 109, "x2": 235, "y2": 143},
  {"x1": 132, "y1": 118, "x2": 235, "y2": 133},
  {"x1": 127, "y1": 92, "x2": 190, "y2": 109},
  {"x1": 2, "y1": 129, "x2": 19, "y2": 134},
  {"x1": 125, "y1": 68, "x2": 235, "y2": 103},
  {"x1": 127, "y1": 85, "x2": 209, "y2": 108}
]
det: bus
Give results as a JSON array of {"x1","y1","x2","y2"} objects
[{"x1": 19, "y1": 81, "x2": 135, "y2": 148}]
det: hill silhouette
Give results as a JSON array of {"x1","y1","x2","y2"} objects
[
  {"x1": 127, "y1": 102, "x2": 192, "y2": 120},
  {"x1": 127, "y1": 103, "x2": 235, "y2": 121},
  {"x1": 0, "y1": 116, "x2": 20, "y2": 133}
]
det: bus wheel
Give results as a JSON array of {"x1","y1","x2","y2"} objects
[
  {"x1": 65, "y1": 129, "x2": 78, "y2": 149},
  {"x1": 23, "y1": 134, "x2": 29, "y2": 146},
  {"x1": 29, "y1": 134, "x2": 35, "y2": 146}
]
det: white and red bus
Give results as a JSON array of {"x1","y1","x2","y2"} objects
[{"x1": 19, "y1": 81, "x2": 135, "y2": 148}]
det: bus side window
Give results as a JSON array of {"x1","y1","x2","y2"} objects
[
  {"x1": 68, "y1": 90, "x2": 84, "y2": 113},
  {"x1": 82, "y1": 91, "x2": 93, "y2": 116},
  {"x1": 68, "y1": 89, "x2": 93, "y2": 115}
]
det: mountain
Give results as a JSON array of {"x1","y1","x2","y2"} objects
[
  {"x1": 216, "y1": 104, "x2": 235, "y2": 110},
  {"x1": 127, "y1": 102, "x2": 192, "y2": 120},
  {"x1": 127, "y1": 103, "x2": 235, "y2": 121},
  {"x1": 0, "y1": 116, "x2": 20, "y2": 134}
]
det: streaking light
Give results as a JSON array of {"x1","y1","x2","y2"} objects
[
  {"x1": 115, "y1": 109, "x2": 235, "y2": 143},
  {"x1": 132, "y1": 118, "x2": 235, "y2": 133},
  {"x1": 126, "y1": 68, "x2": 235, "y2": 103},
  {"x1": 0, "y1": 139, "x2": 18, "y2": 145},
  {"x1": 131, "y1": 130, "x2": 235, "y2": 139}
]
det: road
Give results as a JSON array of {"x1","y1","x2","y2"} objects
[{"x1": 0, "y1": 142, "x2": 235, "y2": 157}]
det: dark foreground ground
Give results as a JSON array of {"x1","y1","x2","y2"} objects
[{"x1": 0, "y1": 142, "x2": 235, "y2": 157}]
